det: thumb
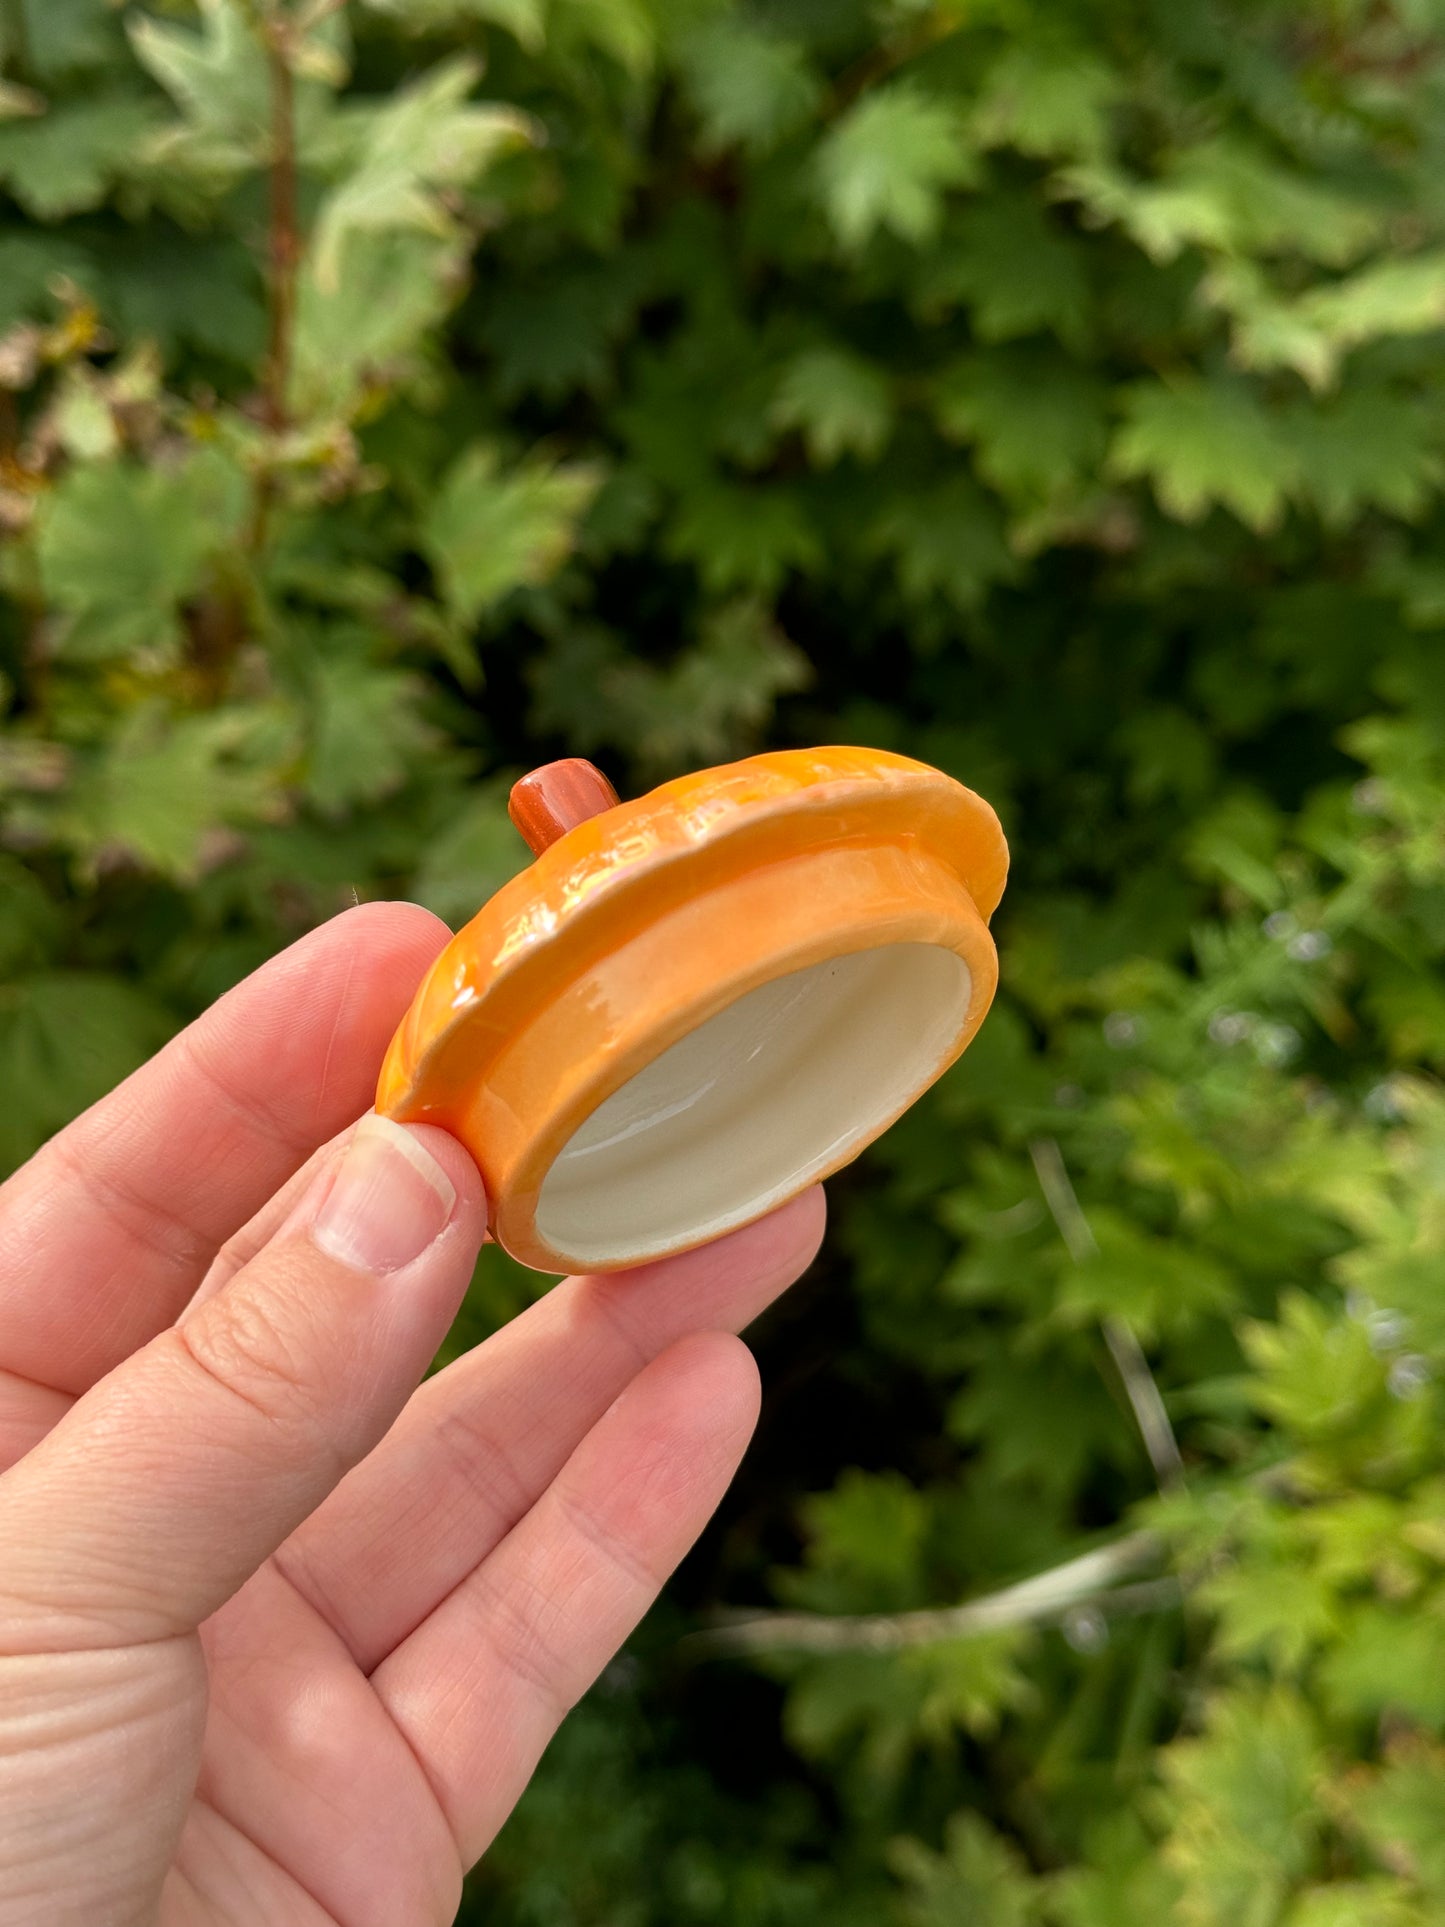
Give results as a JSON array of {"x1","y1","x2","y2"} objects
[{"x1": 0, "y1": 1116, "x2": 485, "y2": 1649}]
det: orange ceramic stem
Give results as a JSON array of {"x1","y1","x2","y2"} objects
[{"x1": 509, "y1": 758, "x2": 621, "y2": 855}]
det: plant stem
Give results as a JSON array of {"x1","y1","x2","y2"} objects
[
  {"x1": 0, "y1": 387, "x2": 18, "y2": 462},
  {"x1": 261, "y1": 21, "x2": 299, "y2": 435},
  {"x1": 684, "y1": 1531, "x2": 1171, "y2": 1657},
  {"x1": 292, "y1": 0, "x2": 349, "y2": 34},
  {"x1": 829, "y1": 6, "x2": 961, "y2": 115},
  {"x1": 2, "y1": 0, "x2": 34, "y2": 85},
  {"x1": 243, "y1": 13, "x2": 301, "y2": 559},
  {"x1": 1030, "y1": 1136, "x2": 1188, "y2": 1495}
]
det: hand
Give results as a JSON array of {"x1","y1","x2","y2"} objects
[{"x1": 0, "y1": 903, "x2": 824, "y2": 1927}]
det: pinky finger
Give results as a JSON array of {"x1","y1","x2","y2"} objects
[{"x1": 369, "y1": 1331, "x2": 760, "y2": 1867}]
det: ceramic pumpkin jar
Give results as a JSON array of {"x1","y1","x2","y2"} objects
[{"x1": 376, "y1": 747, "x2": 1008, "y2": 1274}]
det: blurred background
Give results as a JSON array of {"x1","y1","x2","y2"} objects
[{"x1": 5, "y1": 0, "x2": 1445, "y2": 1920}]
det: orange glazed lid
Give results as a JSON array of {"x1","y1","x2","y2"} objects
[{"x1": 377, "y1": 746, "x2": 1008, "y2": 1274}]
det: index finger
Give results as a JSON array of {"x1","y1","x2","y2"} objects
[{"x1": 0, "y1": 901, "x2": 448, "y2": 1395}]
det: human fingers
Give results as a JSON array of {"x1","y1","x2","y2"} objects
[
  {"x1": 185, "y1": 1129, "x2": 357, "y2": 1312},
  {"x1": 0, "y1": 901, "x2": 449, "y2": 1397},
  {"x1": 372, "y1": 1331, "x2": 760, "y2": 1866},
  {"x1": 0, "y1": 1139, "x2": 355, "y2": 1475},
  {"x1": 0, "y1": 1369, "x2": 70, "y2": 1473},
  {"x1": 276, "y1": 1185, "x2": 825, "y2": 1671},
  {"x1": 0, "y1": 1118, "x2": 485, "y2": 1649}
]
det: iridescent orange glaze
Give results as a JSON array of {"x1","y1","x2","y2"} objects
[
  {"x1": 377, "y1": 747, "x2": 1008, "y2": 1271},
  {"x1": 508, "y1": 757, "x2": 621, "y2": 855}
]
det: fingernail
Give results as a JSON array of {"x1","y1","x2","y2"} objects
[{"x1": 311, "y1": 1114, "x2": 456, "y2": 1274}]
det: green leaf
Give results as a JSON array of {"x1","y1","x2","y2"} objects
[
  {"x1": 909, "y1": 1632, "x2": 1037, "y2": 1744},
  {"x1": 548, "y1": 0, "x2": 657, "y2": 73},
  {"x1": 0, "y1": 233, "x2": 93, "y2": 329},
  {"x1": 770, "y1": 346, "x2": 893, "y2": 467},
  {"x1": 0, "y1": 93, "x2": 158, "y2": 218},
  {"x1": 1214, "y1": 250, "x2": 1445, "y2": 391},
  {"x1": 945, "y1": 1353, "x2": 1119, "y2": 1505},
  {"x1": 793, "y1": 1469, "x2": 930, "y2": 1608},
  {"x1": 1196, "y1": 1558, "x2": 1340, "y2": 1673},
  {"x1": 425, "y1": 442, "x2": 602, "y2": 622},
  {"x1": 99, "y1": 233, "x2": 266, "y2": 365},
  {"x1": 1160, "y1": 1690, "x2": 1324, "y2": 1927},
  {"x1": 1049, "y1": 1816, "x2": 1185, "y2": 1927},
  {"x1": 1241, "y1": 1293, "x2": 1388, "y2": 1443},
  {"x1": 126, "y1": 0, "x2": 348, "y2": 199},
  {"x1": 890, "y1": 1813, "x2": 1043, "y2": 1927},
  {"x1": 127, "y1": 0, "x2": 270, "y2": 165},
  {"x1": 0, "y1": 973, "x2": 174, "y2": 1175},
  {"x1": 1335, "y1": 1245, "x2": 1445, "y2": 1354},
  {"x1": 361, "y1": 0, "x2": 546, "y2": 48},
  {"x1": 1210, "y1": 259, "x2": 1344, "y2": 391},
  {"x1": 32, "y1": 450, "x2": 249, "y2": 659},
  {"x1": 479, "y1": 262, "x2": 643, "y2": 402},
  {"x1": 311, "y1": 57, "x2": 536, "y2": 292},
  {"x1": 666, "y1": 483, "x2": 820, "y2": 596},
  {"x1": 1115, "y1": 705, "x2": 1216, "y2": 807},
  {"x1": 0, "y1": 857, "x2": 61, "y2": 974},
  {"x1": 1302, "y1": 251, "x2": 1445, "y2": 357},
  {"x1": 1319, "y1": 1605, "x2": 1445, "y2": 1727},
  {"x1": 782, "y1": 1652, "x2": 929, "y2": 1790},
  {"x1": 628, "y1": 597, "x2": 811, "y2": 766},
  {"x1": 934, "y1": 352, "x2": 1109, "y2": 504},
  {"x1": 0, "y1": 81, "x2": 43, "y2": 121},
  {"x1": 411, "y1": 781, "x2": 527, "y2": 927},
  {"x1": 972, "y1": 44, "x2": 1119, "y2": 160},
  {"x1": 1111, "y1": 380, "x2": 1299, "y2": 531},
  {"x1": 912, "y1": 193, "x2": 1092, "y2": 347},
  {"x1": 290, "y1": 230, "x2": 461, "y2": 417},
  {"x1": 529, "y1": 600, "x2": 810, "y2": 771},
  {"x1": 60, "y1": 704, "x2": 292, "y2": 881},
  {"x1": 1282, "y1": 1883, "x2": 1425, "y2": 1927},
  {"x1": 869, "y1": 476, "x2": 1015, "y2": 612},
  {"x1": 1053, "y1": 1207, "x2": 1235, "y2": 1341},
  {"x1": 1061, "y1": 141, "x2": 1385, "y2": 268},
  {"x1": 5, "y1": 0, "x2": 125, "y2": 84},
  {"x1": 676, "y1": 19, "x2": 821, "y2": 156},
  {"x1": 815, "y1": 85, "x2": 976, "y2": 251},
  {"x1": 1288, "y1": 389, "x2": 1441, "y2": 527},
  {"x1": 1352, "y1": 1749, "x2": 1445, "y2": 1900},
  {"x1": 48, "y1": 368, "x2": 120, "y2": 462},
  {"x1": 305, "y1": 656, "x2": 437, "y2": 817}
]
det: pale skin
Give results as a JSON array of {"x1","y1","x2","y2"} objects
[{"x1": 0, "y1": 902, "x2": 825, "y2": 1926}]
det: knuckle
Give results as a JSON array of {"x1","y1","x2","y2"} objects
[
  {"x1": 554, "y1": 1477, "x2": 663, "y2": 1596},
  {"x1": 169, "y1": 1279, "x2": 329, "y2": 1449},
  {"x1": 212, "y1": 1221, "x2": 259, "y2": 1278},
  {"x1": 431, "y1": 1400, "x2": 534, "y2": 1526},
  {"x1": 472, "y1": 1565, "x2": 579, "y2": 1721}
]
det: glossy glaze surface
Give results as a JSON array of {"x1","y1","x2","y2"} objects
[
  {"x1": 508, "y1": 757, "x2": 621, "y2": 855},
  {"x1": 377, "y1": 746, "x2": 1008, "y2": 1271},
  {"x1": 534, "y1": 943, "x2": 972, "y2": 1267}
]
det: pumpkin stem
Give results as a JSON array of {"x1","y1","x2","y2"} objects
[{"x1": 508, "y1": 759, "x2": 622, "y2": 855}]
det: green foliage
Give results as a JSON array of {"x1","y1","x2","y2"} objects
[
  {"x1": 815, "y1": 85, "x2": 976, "y2": 249},
  {"x1": 33, "y1": 448, "x2": 248, "y2": 658},
  {"x1": 425, "y1": 442, "x2": 601, "y2": 623},
  {"x1": 6, "y1": 2, "x2": 1445, "y2": 1923}
]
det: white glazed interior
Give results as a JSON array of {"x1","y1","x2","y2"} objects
[{"x1": 534, "y1": 941, "x2": 972, "y2": 1268}]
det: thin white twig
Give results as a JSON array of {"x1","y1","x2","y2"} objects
[
  {"x1": 685, "y1": 1531, "x2": 1169, "y2": 1657},
  {"x1": 1029, "y1": 1137, "x2": 1187, "y2": 1495}
]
